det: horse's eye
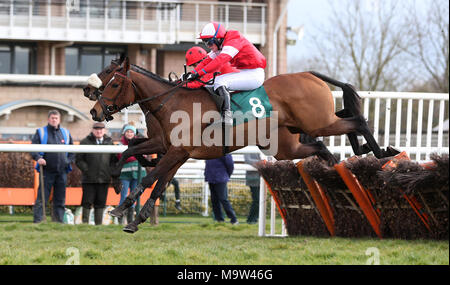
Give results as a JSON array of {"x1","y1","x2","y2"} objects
[
  {"x1": 106, "y1": 69, "x2": 111, "y2": 74},
  {"x1": 112, "y1": 84, "x2": 119, "y2": 88}
]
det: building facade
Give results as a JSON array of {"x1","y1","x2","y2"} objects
[{"x1": 0, "y1": 0, "x2": 288, "y2": 140}]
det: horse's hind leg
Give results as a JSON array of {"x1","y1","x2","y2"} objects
[
  {"x1": 310, "y1": 115, "x2": 384, "y2": 158},
  {"x1": 335, "y1": 109, "x2": 372, "y2": 156},
  {"x1": 274, "y1": 128, "x2": 337, "y2": 164}
]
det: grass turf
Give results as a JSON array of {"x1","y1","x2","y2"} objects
[{"x1": 0, "y1": 214, "x2": 448, "y2": 265}]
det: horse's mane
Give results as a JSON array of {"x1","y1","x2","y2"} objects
[{"x1": 131, "y1": 64, "x2": 178, "y2": 87}]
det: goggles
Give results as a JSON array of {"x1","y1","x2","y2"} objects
[{"x1": 202, "y1": 38, "x2": 215, "y2": 47}]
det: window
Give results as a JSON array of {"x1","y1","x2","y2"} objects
[
  {"x1": 0, "y1": 43, "x2": 35, "y2": 74},
  {"x1": 14, "y1": 46, "x2": 30, "y2": 74},
  {"x1": 65, "y1": 47, "x2": 79, "y2": 76},
  {"x1": 0, "y1": 45, "x2": 11, "y2": 74},
  {"x1": 65, "y1": 45, "x2": 126, "y2": 75}
]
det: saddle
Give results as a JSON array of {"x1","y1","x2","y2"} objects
[{"x1": 204, "y1": 86, "x2": 272, "y2": 124}]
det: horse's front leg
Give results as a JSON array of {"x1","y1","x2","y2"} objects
[
  {"x1": 109, "y1": 146, "x2": 188, "y2": 220},
  {"x1": 123, "y1": 157, "x2": 186, "y2": 234},
  {"x1": 111, "y1": 138, "x2": 165, "y2": 193}
]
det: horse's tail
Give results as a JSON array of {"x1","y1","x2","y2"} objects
[{"x1": 309, "y1": 71, "x2": 361, "y2": 116}]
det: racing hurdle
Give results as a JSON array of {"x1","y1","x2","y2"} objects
[{"x1": 256, "y1": 153, "x2": 449, "y2": 240}]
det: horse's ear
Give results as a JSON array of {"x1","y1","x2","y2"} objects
[
  {"x1": 124, "y1": 57, "x2": 130, "y2": 73},
  {"x1": 118, "y1": 53, "x2": 126, "y2": 64}
]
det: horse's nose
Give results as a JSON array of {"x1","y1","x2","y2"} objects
[
  {"x1": 83, "y1": 86, "x2": 90, "y2": 97},
  {"x1": 90, "y1": 109, "x2": 98, "y2": 121}
]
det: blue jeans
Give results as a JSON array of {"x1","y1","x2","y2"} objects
[
  {"x1": 209, "y1": 182, "x2": 237, "y2": 223},
  {"x1": 33, "y1": 171, "x2": 67, "y2": 223},
  {"x1": 119, "y1": 179, "x2": 138, "y2": 208}
]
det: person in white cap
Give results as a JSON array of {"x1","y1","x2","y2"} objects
[{"x1": 76, "y1": 122, "x2": 114, "y2": 225}]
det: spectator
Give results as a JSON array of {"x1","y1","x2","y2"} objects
[
  {"x1": 31, "y1": 109, "x2": 74, "y2": 223},
  {"x1": 117, "y1": 124, "x2": 146, "y2": 224},
  {"x1": 161, "y1": 178, "x2": 182, "y2": 211},
  {"x1": 244, "y1": 153, "x2": 261, "y2": 224},
  {"x1": 75, "y1": 122, "x2": 115, "y2": 225},
  {"x1": 204, "y1": 154, "x2": 238, "y2": 225}
]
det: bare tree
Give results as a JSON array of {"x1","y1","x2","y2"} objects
[
  {"x1": 290, "y1": 0, "x2": 415, "y2": 91},
  {"x1": 406, "y1": 0, "x2": 449, "y2": 93}
]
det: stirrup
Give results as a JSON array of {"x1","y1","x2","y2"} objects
[{"x1": 210, "y1": 111, "x2": 233, "y2": 127}]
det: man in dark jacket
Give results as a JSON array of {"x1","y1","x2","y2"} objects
[
  {"x1": 31, "y1": 110, "x2": 74, "y2": 223},
  {"x1": 204, "y1": 154, "x2": 238, "y2": 225},
  {"x1": 75, "y1": 122, "x2": 115, "y2": 225}
]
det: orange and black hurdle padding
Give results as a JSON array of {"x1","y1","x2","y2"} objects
[
  {"x1": 381, "y1": 151, "x2": 432, "y2": 232},
  {"x1": 296, "y1": 161, "x2": 335, "y2": 236},
  {"x1": 334, "y1": 160, "x2": 382, "y2": 238},
  {"x1": 261, "y1": 160, "x2": 287, "y2": 225}
]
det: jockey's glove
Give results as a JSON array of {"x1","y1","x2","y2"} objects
[{"x1": 182, "y1": 72, "x2": 199, "y2": 82}]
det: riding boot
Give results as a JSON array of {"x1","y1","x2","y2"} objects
[
  {"x1": 82, "y1": 207, "x2": 91, "y2": 224},
  {"x1": 216, "y1": 86, "x2": 233, "y2": 126},
  {"x1": 94, "y1": 208, "x2": 104, "y2": 225},
  {"x1": 126, "y1": 208, "x2": 134, "y2": 224}
]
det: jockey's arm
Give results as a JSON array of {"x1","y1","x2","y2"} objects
[
  {"x1": 194, "y1": 53, "x2": 233, "y2": 77},
  {"x1": 195, "y1": 55, "x2": 212, "y2": 72},
  {"x1": 186, "y1": 72, "x2": 214, "y2": 89}
]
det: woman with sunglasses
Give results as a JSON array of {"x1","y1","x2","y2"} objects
[
  {"x1": 183, "y1": 22, "x2": 266, "y2": 126},
  {"x1": 184, "y1": 46, "x2": 238, "y2": 89}
]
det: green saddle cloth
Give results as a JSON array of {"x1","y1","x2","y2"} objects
[{"x1": 231, "y1": 86, "x2": 273, "y2": 126}]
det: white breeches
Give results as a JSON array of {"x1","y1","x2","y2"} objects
[{"x1": 212, "y1": 68, "x2": 265, "y2": 91}]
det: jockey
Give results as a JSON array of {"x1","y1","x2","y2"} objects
[
  {"x1": 183, "y1": 22, "x2": 266, "y2": 126},
  {"x1": 184, "y1": 46, "x2": 237, "y2": 89}
]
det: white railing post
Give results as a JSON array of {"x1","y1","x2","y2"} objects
[
  {"x1": 202, "y1": 181, "x2": 209, "y2": 217},
  {"x1": 438, "y1": 100, "x2": 445, "y2": 150},
  {"x1": 426, "y1": 100, "x2": 434, "y2": 159},
  {"x1": 395, "y1": 99, "x2": 402, "y2": 148},
  {"x1": 258, "y1": 175, "x2": 267, "y2": 237},
  {"x1": 416, "y1": 99, "x2": 424, "y2": 160},
  {"x1": 374, "y1": 98, "x2": 380, "y2": 144},
  {"x1": 384, "y1": 98, "x2": 391, "y2": 147},
  {"x1": 406, "y1": 99, "x2": 413, "y2": 156},
  {"x1": 270, "y1": 196, "x2": 276, "y2": 236}
]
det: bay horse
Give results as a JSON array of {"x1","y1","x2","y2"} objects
[
  {"x1": 90, "y1": 57, "x2": 397, "y2": 233},
  {"x1": 82, "y1": 56, "x2": 173, "y2": 191}
]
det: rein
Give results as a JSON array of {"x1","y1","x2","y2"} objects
[{"x1": 98, "y1": 70, "x2": 217, "y2": 120}]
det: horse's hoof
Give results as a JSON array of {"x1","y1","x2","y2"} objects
[
  {"x1": 112, "y1": 180, "x2": 122, "y2": 194},
  {"x1": 123, "y1": 223, "x2": 139, "y2": 234},
  {"x1": 386, "y1": 146, "x2": 401, "y2": 157},
  {"x1": 109, "y1": 208, "x2": 124, "y2": 218}
]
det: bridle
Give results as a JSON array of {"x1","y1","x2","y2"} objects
[
  {"x1": 97, "y1": 72, "x2": 138, "y2": 121},
  {"x1": 98, "y1": 70, "x2": 218, "y2": 121},
  {"x1": 85, "y1": 60, "x2": 122, "y2": 100}
]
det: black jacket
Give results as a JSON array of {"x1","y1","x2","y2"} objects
[
  {"x1": 75, "y1": 133, "x2": 115, "y2": 184},
  {"x1": 31, "y1": 124, "x2": 75, "y2": 173}
]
